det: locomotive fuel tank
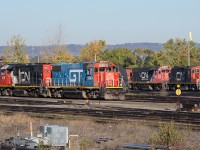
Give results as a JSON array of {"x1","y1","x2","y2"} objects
[{"x1": 62, "y1": 88, "x2": 87, "y2": 99}]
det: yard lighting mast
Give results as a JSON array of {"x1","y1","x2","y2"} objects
[{"x1": 188, "y1": 32, "x2": 193, "y2": 66}]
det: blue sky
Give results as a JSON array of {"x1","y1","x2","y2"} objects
[{"x1": 0, "y1": 0, "x2": 199, "y2": 45}]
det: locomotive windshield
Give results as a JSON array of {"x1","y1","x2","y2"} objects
[
  {"x1": 106, "y1": 68, "x2": 111, "y2": 72},
  {"x1": 99, "y1": 67, "x2": 105, "y2": 72},
  {"x1": 95, "y1": 66, "x2": 118, "y2": 72},
  {"x1": 113, "y1": 67, "x2": 118, "y2": 72},
  {"x1": 99, "y1": 67, "x2": 118, "y2": 72},
  {"x1": 94, "y1": 68, "x2": 98, "y2": 73}
]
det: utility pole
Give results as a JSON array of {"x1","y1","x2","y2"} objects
[
  {"x1": 188, "y1": 32, "x2": 193, "y2": 66},
  {"x1": 95, "y1": 53, "x2": 96, "y2": 62}
]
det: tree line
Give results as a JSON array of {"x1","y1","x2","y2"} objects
[{"x1": 1, "y1": 34, "x2": 200, "y2": 68}]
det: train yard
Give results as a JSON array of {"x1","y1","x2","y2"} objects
[
  {"x1": 0, "y1": 94, "x2": 200, "y2": 149},
  {"x1": 0, "y1": 95, "x2": 200, "y2": 129}
]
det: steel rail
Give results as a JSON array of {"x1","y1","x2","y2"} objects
[{"x1": 0, "y1": 104, "x2": 200, "y2": 126}]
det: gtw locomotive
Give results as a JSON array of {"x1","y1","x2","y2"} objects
[{"x1": 0, "y1": 61, "x2": 126, "y2": 100}]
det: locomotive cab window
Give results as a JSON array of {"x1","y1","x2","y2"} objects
[
  {"x1": 99, "y1": 67, "x2": 105, "y2": 72},
  {"x1": 106, "y1": 68, "x2": 111, "y2": 72},
  {"x1": 94, "y1": 68, "x2": 98, "y2": 73},
  {"x1": 113, "y1": 67, "x2": 118, "y2": 72},
  {"x1": 196, "y1": 69, "x2": 199, "y2": 72}
]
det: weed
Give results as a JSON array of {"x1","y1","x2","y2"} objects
[
  {"x1": 79, "y1": 138, "x2": 90, "y2": 150},
  {"x1": 149, "y1": 121, "x2": 189, "y2": 147}
]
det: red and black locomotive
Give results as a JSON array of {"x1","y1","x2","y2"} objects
[
  {"x1": 126, "y1": 65, "x2": 200, "y2": 91},
  {"x1": 0, "y1": 61, "x2": 126, "y2": 100}
]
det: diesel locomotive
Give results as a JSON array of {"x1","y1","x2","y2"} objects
[
  {"x1": 0, "y1": 61, "x2": 126, "y2": 100},
  {"x1": 126, "y1": 66, "x2": 171, "y2": 90},
  {"x1": 126, "y1": 65, "x2": 200, "y2": 91}
]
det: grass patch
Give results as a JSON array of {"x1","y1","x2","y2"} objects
[{"x1": 149, "y1": 121, "x2": 189, "y2": 147}]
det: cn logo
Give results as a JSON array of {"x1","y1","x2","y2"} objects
[
  {"x1": 140, "y1": 72, "x2": 148, "y2": 80},
  {"x1": 20, "y1": 71, "x2": 30, "y2": 82},
  {"x1": 176, "y1": 72, "x2": 182, "y2": 81}
]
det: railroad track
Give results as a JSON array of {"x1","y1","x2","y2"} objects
[
  {"x1": 0, "y1": 97, "x2": 73, "y2": 105},
  {"x1": 126, "y1": 93, "x2": 200, "y2": 111},
  {"x1": 0, "y1": 96, "x2": 200, "y2": 129},
  {"x1": 0, "y1": 103, "x2": 200, "y2": 127},
  {"x1": 127, "y1": 90, "x2": 200, "y2": 98},
  {"x1": 126, "y1": 94, "x2": 200, "y2": 102}
]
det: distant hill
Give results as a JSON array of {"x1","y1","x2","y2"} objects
[
  {"x1": 0, "y1": 43, "x2": 199, "y2": 56},
  {"x1": 107, "y1": 43, "x2": 163, "y2": 51}
]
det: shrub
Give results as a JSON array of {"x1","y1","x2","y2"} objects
[
  {"x1": 79, "y1": 138, "x2": 90, "y2": 150},
  {"x1": 149, "y1": 121, "x2": 189, "y2": 146}
]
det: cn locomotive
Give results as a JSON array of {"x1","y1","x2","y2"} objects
[
  {"x1": 0, "y1": 61, "x2": 126, "y2": 100},
  {"x1": 126, "y1": 66, "x2": 171, "y2": 90},
  {"x1": 126, "y1": 65, "x2": 200, "y2": 91}
]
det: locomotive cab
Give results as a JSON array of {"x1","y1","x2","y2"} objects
[
  {"x1": 191, "y1": 66, "x2": 200, "y2": 90},
  {"x1": 152, "y1": 66, "x2": 171, "y2": 83},
  {"x1": 93, "y1": 61, "x2": 121, "y2": 87},
  {"x1": 191, "y1": 66, "x2": 200, "y2": 83},
  {"x1": 127, "y1": 66, "x2": 171, "y2": 91},
  {"x1": 86, "y1": 61, "x2": 125, "y2": 100}
]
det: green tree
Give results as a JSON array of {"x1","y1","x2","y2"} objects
[
  {"x1": 188, "y1": 45, "x2": 200, "y2": 66},
  {"x1": 149, "y1": 50, "x2": 168, "y2": 66},
  {"x1": 52, "y1": 46, "x2": 73, "y2": 63},
  {"x1": 102, "y1": 48, "x2": 136, "y2": 67},
  {"x1": 4, "y1": 35, "x2": 29, "y2": 63},
  {"x1": 80, "y1": 40, "x2": 106, "y2": 61},
  {"x1": 158, "y1": 38, "x2": 197, "y2": 67},
  {"x1": 134, "y1": 48, "x2": 155, "y2": 67}
]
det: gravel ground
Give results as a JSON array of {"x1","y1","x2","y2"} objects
[
  {"x1": 87, "y1": 101, "x2": 177, "y2": 111},
  {"x1": 1, "y1": 97, "x2": 199, "y2": 149},
  {"x1": 0, "y1": 113, "x2": 200, "y2": 150}
]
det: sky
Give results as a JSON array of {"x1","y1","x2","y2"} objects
[{"x1": 0, "y1": 0, "x2": 200, "y2": 45}]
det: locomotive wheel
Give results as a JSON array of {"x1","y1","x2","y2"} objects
[{"x1": 1, "y1": 90, "x2": 9, "y2": 96}]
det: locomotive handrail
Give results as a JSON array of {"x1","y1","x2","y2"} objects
[
  {"x1": 51, "y1": 78, "x2": 83, "y2": 87},
  {"x1": 43, "y1": 77, "x2": 125, "y2": 88},
  {"x1": 196, "y1": 79, "x2": 200, "y2": 90}
]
